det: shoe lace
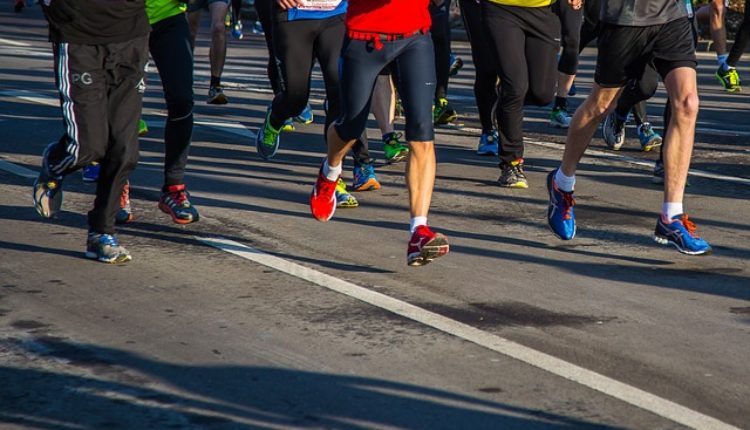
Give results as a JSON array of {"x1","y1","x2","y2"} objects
[
  {"x1": 561, "y1": 192, "x2": 575, "y2": 220},
  {"x1": 169, "y1": 189, "x2": 189, "y2": 206},
  {"x1": 680, "y1": 214, "x2": 698, "y2": 237}
]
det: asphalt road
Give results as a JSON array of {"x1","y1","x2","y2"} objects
[{"x1": 1, "y1": 7, "x2": 749, "y2": 430}]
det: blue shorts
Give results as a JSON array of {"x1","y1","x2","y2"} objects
[{"x1": 335, "y1": 33, "x2": 436, "y2": 142}]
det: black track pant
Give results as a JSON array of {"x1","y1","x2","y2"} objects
[
  {"x1": 483, "y1": 2, "x2": 559, "y2": 164},
  {"x1": 47, "y1": 36, "x2": 148, "y2": 234},
  {"x1": 255, "y1": 0, "x2": 281, "y2": 93},
  {"x1": 728, "y1": 0, "x2": 750, "y2": 67},
  {"x1": 431, "y1": 1, "x2": 451, "y2": 101},
  {"x1": 460, "y1": 0, "x2": 499, "y2": 133},
  {"x1": 149, "y1": 14, "x2": 194, "y2": 188},
  {"x1": 554, "y1": 0, "x2": 583, "y2": 75}
]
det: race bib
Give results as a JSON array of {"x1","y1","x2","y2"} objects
[{"x1": 297, "y1": 0, "x2": 342, "y2": 11}]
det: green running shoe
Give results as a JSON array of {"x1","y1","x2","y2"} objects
[
  {"x1": 138, "y1": 118, "x2": 148, "y2": 136},
  {"x1": 433, "y1": 97, "x2": 457, "y2": 125},
  {"x1": 716, "y1": 66, "x2": 741, "y2": 93},
  {"x1": 382, "y1": 132, "x2": 409, "y2": 164},
  {"x1": 256, "y1": 108, "x2": 282, "y2": 160}
]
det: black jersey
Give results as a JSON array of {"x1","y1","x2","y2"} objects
[
  {"x1": 42, "y1": 0, "x2": 150, "y2": 45},
  {"x1": 600, "y1": 0, "x2": 688, "y2": 26}
]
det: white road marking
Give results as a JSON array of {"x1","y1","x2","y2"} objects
[
  {"x1": 0, "y1": 160, "x2": 37, "y2": 178},
  {"x1": 0, "y1": 89, "x2": 59, "y2": 107},
  {"x1": 145, "y1": 116, "x2": 256, "y2": 139},
  {"x1": 0, "y1": 38, "x2": 31, "y2": 47},
  {"x1": 197, "y1": 236, "x2": 740, "y2": 430}
]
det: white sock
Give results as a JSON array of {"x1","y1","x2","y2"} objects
[
  {"x1": 323, "y1": 160, "x2": 341, "y2": 182},
  {"x1": 717, "y1": 54, "x2": 729, "y2": 70},
  {"x1": 410, "y1": 216, "x2": 427, "y2": 233},
  {"x1": 662, "y1": 202, "x2": 683, "y2": 220},
  {"x1": 554, "y1": 168, "x2": 576, "y2": 192}
]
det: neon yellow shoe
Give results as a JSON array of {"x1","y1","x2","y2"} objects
[
  {"x1": 335, "y1": 178, "x2": 358, "y2": 208},
  {"x1": 138, "y1": 118, "x2": 148, "y2": 136}
]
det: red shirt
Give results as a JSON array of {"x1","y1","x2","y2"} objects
[{"x1": 346, "y1": 0, "x2": 431, "y2": 35}]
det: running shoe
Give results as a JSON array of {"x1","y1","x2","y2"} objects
[
  {"x1": 138, "y1": 118, "x2": 149, "y2": 136},
  {"x1": 654, "y1": 214, "x2": 712, "y2": 255},
  {"x1": 407, "y1": 225, "x2": 450, "y2": 267},
  {"x1": 498, "y1": 159, "x2": 528, "y2": 189},
  {"x1": 395, "y1": 98, "x2": 404, "y2": 119},
  {"x1": 335, "y1": 178, "x2": 359, "y2": 208},
  {"x1": 281, "y1": 118, "x2": 295, "y2": 132},
  {"x1": 33, "y1": 142, "x2": 64, "y2": 218},
  {"x1": 652, "y1": 160, "x2": 665, "y2": 184},
  {"x1": 115, "y1": 180, "x2": 133, "y2": 224},
  {"x1": 546, "y1": 168, "x2": 576, "y2": 240},
  {"x1": 294, "y1": 103, "x2": 314, "y2": 125},
  {"x1": 231, "y1": 20, "x2": 244, "y2": 40},
  {"x1": 310, "y1": 164, "x2": 338, "y2": 222},
  {"x1": 158, "y1": 184, "x2": 200, "y2": 224},
  {"x1": 476, "y1": 130, "x2": 499, "y2": 156},
  {"x1": 716, "y1": 66, "x2": 741, "y2": 93},
  {"x1": 352, "y1": 162, "x2": 381, "y2": 191},
  {"x1": 86, "y1": 232, "x2": 132, "y2": 264},
  {"x1": 568, "y1": 82, "x2": 577, "y2": 97},
  {"x1": 549, "y1": 106, "x2": 571, "y2": 129},
  {"x1": 433, "y1": 97, "x2": 457, "y2": 125},
  {"x1": 82, "y1": 162, "x2": 100, "y2": 183},
  {"x1": 637, "y1": 122, "x2": 662, "y2": 152},
  {"x1": 449, "y1": 54, "x2": 463, "y2": 77},
  {"x1": 383, "y1": 132, "x2": 409, "y2": 164},
  {"x1": 256, "y1": 108, "x2": 282, "y2": 160},
  {"x1": 602, "y1": 111, "x2": 625, "y2": 150},
  {"x1": 207, "y1": 85, "x2": 228, "y2": 105}
]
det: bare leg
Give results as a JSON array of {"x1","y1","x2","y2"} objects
[
  {"x1": 208, "y1": 2, "x2": 228, "y2": 80},
  {"x1": 187, "y1": 10, "x2": 201, "y2": 46},
  {"x1": 556, "y1": 72, "x2": 576, "y2": 98},
  {"x1": 406, "y1": 141, "x2": 436, "y2": 218},
  {"x1": 710, "y1": 0, "x2": 727, "y2": 56},
  {"x1": 372, "y1": 74, "x2": 396, "y2": 135},
  {"x1": 326, "y1": 125, "x2": 357, "y2": 168},
  {"x1": 560, "y1": 84, "x2": 623, "y2": 176},
  {"x1": 661, "y1": 67, "x2": 699, "y2": 205}
]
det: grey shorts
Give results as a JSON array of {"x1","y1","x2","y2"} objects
[{"x1": 187, "y1": 0, "x2": 229, "y2": 13}]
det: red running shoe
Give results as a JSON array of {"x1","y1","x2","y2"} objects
[
  {"x1": 310, "y1": 166, "x2": 337, "y2": 222},
  {"x1": 407, "y1": 225, "x2": 449, "y2": 266}
]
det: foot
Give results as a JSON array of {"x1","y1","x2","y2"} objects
[
  {"x1": 85, "y1": 232, "x2": 132, "y2": 264},
  {"x1": 207, "y1": 85, "x2": 228, "y2": 104},
  {"x1": 654, "y1": 214, "x2": 712, "y2": 255},
  {"x1": 335, "y1": 178, "x2": 359, "y2": 208},
  {"x1": 256, "y1": 108, "x2": 282, "y2": 160},
  {"x1": 115, "y1": 180, "x2": 133, "y2": 224},
  {"x1": 433, "y1": 97, "x2": 457, "y2": 125},
  {"x1": 382, "y1": 132, "x2": 409, "y2": 164},
  {"x1": 476, "y1": 130, "x2": 499, "y2": 156},
  {"x1": 82, "y1": 162, "x2": 100, "y2": 183},
  {"x1": 33, "y1": 142, "x2": 64, "y2": 218},
  {"x1": 158, "y1": 184, "x2": 200, "y2": 224},
  {"x1": 716, "y1": 66, "x2": 741, "y2": 93},
  {"x1": 568, "y1": 82, "x2": 577, "y2": 97},
  {"x1": 294, "y1": 103, "x2": 314, "y2": 125},
  {"x1": 498, "y1": 159, "x2": 528, "y2": 189},
  {"x1": 448, "y1": 54, "x2": 463, "y2": 77},
  {"x1": 310, "y1": 165, "x2": 338, "y2": 222},
  {"x1": 407, "y1": 225, "x2": 449, "y2": 266},
  {"x1": 546, "y1": 169, "x2": 576, "y2": 240},
  {"x1": 352, "y1": 162, "x2": 381, "y2": 191},
  {"x1": 602, "y1": 111, "x2": 626, "y2": 150},
  {"x1": 281, "y1": 118, "x2": 295, "y2": 132},
  {"x1": 549, "y1": 106, "x2": 571, "y2": 129},
  {"x1": 138, "y1": 118, "x2": 149, "y2": 136},
  {"x1": 231, "y1": 20, "x2": 244, "y2": 40},
  {"x1": 637, "y1": 122, "x2": 662, "y2": 152}
]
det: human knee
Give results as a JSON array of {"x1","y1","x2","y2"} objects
[
  {"x1": 166, "y1": 97, "x2": 193, "y2": 121},
  {"x1": 671, "y1": 92, "x2": 700, "y2": 120},
  {"x1": 526, "y1": 86, "x2": 555, "y2": 106}
]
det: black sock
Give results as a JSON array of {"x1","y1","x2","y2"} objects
[
  {"x1": 210, "y1": 75, "x2": 221, "y2": 88},
  {"x1": 554, "y1": 96, "x2": 567, "y2": 110}
]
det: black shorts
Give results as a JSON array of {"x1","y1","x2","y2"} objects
[{"x1": 595, "y1": 17, "x2": 696, "y2": 87}]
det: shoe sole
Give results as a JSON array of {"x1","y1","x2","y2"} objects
[
  {"x1": 207, "y1": 94, "x2": 228, "y2": 105},
  {"x1": 498, "y1": 181, "x2": 528, "y2": 189},
  {"x1": 653, "y1": 235, "x2": 712, "y2": 256},
  {"x1": 158, "y1": 202, "x2": 199, "y2": 225},
  {"x1": 85, "y1": 251, "x2": 133, "y2": 264},
  {"x1": 386, "y1": 154, "x2": 408, "y2": 164},
  {"x1": 641, "y1": 136, "x2": 663, "y2": 152},
  {"x1": 549, "y1": 120, "x2": 569, "y2": 129},
  {"x1": 352, "y1": 179, "x2": 381, "y2": 192},
  {"x1": 407, "y1": 235, "x2": 450, "y2": 267}
]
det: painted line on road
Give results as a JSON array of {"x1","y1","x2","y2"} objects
[
  {"x1": 0, "y1": 160, "x2": 37, "y2": 179},
  {"x1": 197, "y1": 236, "x2": 739, "y2": 430},
  {"x1": 0, "y1": 38, "x2": 31, "y2": 47},
  {"x1": 441, "y1": 125, "x2": 750, "y2": 186},
  {"x1": 0, "y1": 89, "x2": 59, "y2": 107}
]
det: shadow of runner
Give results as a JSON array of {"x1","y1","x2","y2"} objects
[{"x1": 0, "y1": 337, "x2": 624, "y2": 430}]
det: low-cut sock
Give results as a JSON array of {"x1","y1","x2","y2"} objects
[
  {"x1": 323, "y1": 159, "x2": 341, "y2": 182},
  {"x1": 554, "y1": 168, "x2": 576, "y2": 192},
  {"x1": 662, "y1": 202, "x2": 683, "y2": 221},
  {"x1": 410, "y1": 216, "x2": 427, "y2": 234}
]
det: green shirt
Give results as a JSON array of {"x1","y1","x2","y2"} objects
[{"x1": 147, "y1": 0, "x2": 186, "y2": 25}]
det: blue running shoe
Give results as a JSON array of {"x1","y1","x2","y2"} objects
[
  {"x1": 86, "y1": 232, "x2": 132, "y2": 264},
  {"x1": 294, "y1": 103, "x2": 314, "y2": 125},
  {"x1": 231, "y1": 20, "x2": 244, "y2": 40},
  {"x1": 546, "y1": 169, "x2": 576, "y2": 240},
  {"x1": 476, "y1": 130, "x2": 499, "y2": 156},
  {"x1": 568, "y1": 82, "x2": 577, "y2": 97},
  {"x1": 654, "y1": 214, "x2": 712, "y2": 255},
  {"x1": 82, "y1": 162, "x2": 100, "y2": 183},
  {"x1": 637, "y1": 122, "x2": 662, "y2": 152},
  {"x1": 352, "y1": 163, "x2": 381, "y2": 191}
]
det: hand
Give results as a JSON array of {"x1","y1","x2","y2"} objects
[
  {"x1": 276, "y1": 0, "x2": 302, "y2": 10},
  {"x1": 568, "y1": 0, "x2": 583, "y2": 10}
]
